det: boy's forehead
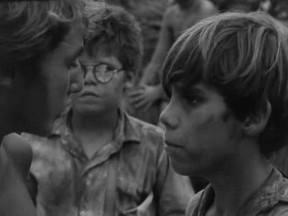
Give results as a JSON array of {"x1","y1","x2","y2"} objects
[
  {"x1": 168, "y1": 67, "x2": 202, "y2": 84},
  {"x1": 84, "y1": 39, "x2": 116, "y2": 56},
  {"x1": 81, "y1": 42, "x2": 122, "y2": 66}
]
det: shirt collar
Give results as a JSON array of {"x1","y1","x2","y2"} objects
[
  {"x1": 241, "y1": 168, "x2": 288, "y2": 215},
  {"x1": 51, "y1": 108, "x2": 141, "y2": 147},
  {"x1": 197, "y1": 168, "x2": 288, "y2": 216},
  {"x1": 114, "y1": 108, "x2": 141, "y2": 145}
]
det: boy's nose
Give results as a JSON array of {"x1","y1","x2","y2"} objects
[
  {"x1": 69, "y1": 67, "x2": 83, "y2": 94},
  {"x1": 83, "y1": 66, "x2": 98, "y2": 85},
  {"x1": 159, "y1": 105, "x2": 179, "y2": 131}
]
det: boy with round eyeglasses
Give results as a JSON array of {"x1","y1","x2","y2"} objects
[
  {"x1": 22, "y1": 4, "x2": 193, "y2": 216},
  {"x1": 80, "y1": 62, "x2": 124, "y2": 83},
  {"x1": 160, "y1": 11, "x2": 288, "y2": 216}
]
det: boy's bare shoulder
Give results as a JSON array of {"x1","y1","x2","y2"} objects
[
  {"x1": 202, "y1": 0, "x2": 218, "y2": 14},
  {"x1": 164, "y1": 4, "x2": 179, "y2": 19}
]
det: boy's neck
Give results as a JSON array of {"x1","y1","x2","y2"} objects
[
  {"x1": 71, "y1": 108, "x2": 118, "y2": 135},
  {"x1": 71, "y1": 109, "x2": 118, "y2": 158},
  {"x1": 207, "y1": 152, "x2": 272, "y2": 215}
]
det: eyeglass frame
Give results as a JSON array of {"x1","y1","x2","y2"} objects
[{"x1": 80, "y1": 62, "x2": 124, "y2": 84}]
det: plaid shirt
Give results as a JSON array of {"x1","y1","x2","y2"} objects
[
  {"x1": 22, "y1": 110, "x2": 193, "y2": 216},
  {"x1": 186, "y1": 168, "x2": 288, "y2": 216}
]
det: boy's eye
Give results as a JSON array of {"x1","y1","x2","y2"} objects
[
  {"x1": 186, "y1": 97, "x2": 199, "y2": 106},
  {"x1": 190, "y1": 98, "x2": 200, "y2": 106},
  {"x1": 181, "y1": 93, "x2": 202, "y2": 106},
  {"x1": 68, "y1": 58, "x2": 80, "y2": 70},
  {"x1": 104, "y1": 64, "x2": 116, "y2": 72}
]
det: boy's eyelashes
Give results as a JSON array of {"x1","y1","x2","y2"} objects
[
  {"x1": 182, "y1": 94, "x2": 201, "y2": 105},
  {"x1": 179, "y1": 90, "x2": 205, "y2": 106},
  {"x1": 68, "y1": 58, "x2": 80, "y2": 70}
]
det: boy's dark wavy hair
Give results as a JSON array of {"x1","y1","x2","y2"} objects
[
  {"x1": 84, "y1": 3, "x2": 143, "y2": 75},
  {"x1": 162, "y1": 12, "x2": 288, "y2": 158}
]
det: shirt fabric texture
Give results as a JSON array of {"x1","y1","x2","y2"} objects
[
  {"x1": 22, "y1": 109, "x2": 193, "y2": 216},
  {"x1": 186, "y1": 168, "x2": 288, "y2": 216}
]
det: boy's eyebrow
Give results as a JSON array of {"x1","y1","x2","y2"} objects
[
  {"x1": 190, "y1": 85, "x2": 205, "y2": 93},
  {"x1": 176, "y1": 83, "x2": 205, "y2": 96}
]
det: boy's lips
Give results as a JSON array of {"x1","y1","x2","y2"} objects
[
  {"x1": 80, "y1": 91, "x2": 100, "y2": 98},
  {"x1": 165, "y1": 140, "x2": 182, "y2": 148}
]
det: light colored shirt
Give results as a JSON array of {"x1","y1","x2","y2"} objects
[{"x1": 23, "y1": 110, "x2": 193, "y2": 216}]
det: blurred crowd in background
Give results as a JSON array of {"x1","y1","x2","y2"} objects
[{"x1": 103, "y1": 0, "x2": 288, "y2": 126}]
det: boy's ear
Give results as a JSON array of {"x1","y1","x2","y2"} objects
[
  {"x1": 243, "y1": 101, "x2": 271, "y2": 137},
  {"x1": 124, "y1": 70, "x2": 136, "y2": 89}
]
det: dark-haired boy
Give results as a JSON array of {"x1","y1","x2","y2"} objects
[{"x1": 160, "y1": 12, "x2": 288, "y2": 215}]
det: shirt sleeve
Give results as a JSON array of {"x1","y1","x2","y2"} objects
[
  {"x1": 154, "y1": 150, "x2": 194, "y2": 216},
  {"x1": 185, "y1": 191, "x2": 204, "y2": 216}
]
